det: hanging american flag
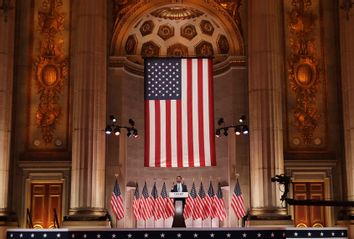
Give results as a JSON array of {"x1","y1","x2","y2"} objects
[
  {"x1": 144, "y1": 58, "x2": 216, "y2": 168},
  {"x1": 110, "y1": 179, "x2": 124, "y2": 220},
  {"x1": 151, "y1": 183, "x2": 163, "y2": 220},
  {"x1": 231, "y1": 179, "x2": 247, "y2": 220},
  {"x1": 141, "y1": 182, "x2": 152, "y2": 220},
  {"x1": 183, "y1": 182, "x2": 197, "y2": 219},
  {"x1": 206, "y1": 181, "x2": 215, "y2": 218},
  {"x1": 160, "y1": 182, "x2": 175, "y2": 219},
  {"x1": 132, "y1": 183, "x2": 141, "y2": 221},
  {"x1": 214, "y1": 183, "x2": 227, "y2": 221}
]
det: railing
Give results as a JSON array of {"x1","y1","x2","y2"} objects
[
  {"x1": 26, "y1": 208, "x2": 33, "y2": 228},
  {"x1": 53, "y1": 208, "x2": 60, "y2": 228}
]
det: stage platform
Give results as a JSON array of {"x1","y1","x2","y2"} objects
[{"x1": 7, "y1": 227, "x2": 348, "y2": 239}]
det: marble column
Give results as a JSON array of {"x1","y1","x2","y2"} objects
[
  {"x1": 339, "y1": 0, "x2": 354, "y2": 226},
  {"x1": 64, "y1": 0, "x2": 108, "y2": 226},
  {"x1": 248, "y1": 0, "x2": 290, "y2": 224},
  {"x1": 0, "y1": 0, "x2": 15, "y2": 221},
  {"x1": 0, "y1": 3, "x2": 17, "y2": 239}
]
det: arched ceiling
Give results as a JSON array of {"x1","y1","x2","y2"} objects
[{"x1": 110, "y1": 1, "x2": 245, "y2": 67}]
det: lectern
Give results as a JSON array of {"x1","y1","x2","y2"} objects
[{"x1": 169, "y1": 192, "x2": 189, "y2": 228}]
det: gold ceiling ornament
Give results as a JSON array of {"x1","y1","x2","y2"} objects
[
  {"x1": 150, "y1": 6, "x2": 204, "y2": 20},
  {"x1": 215, "y1": 0, "x2": 243, "y2": 35},
  {"x1": 287, "y1": 0, "x2": 321, "y2": 145},
  {"x1": 33, "y1": 0, "x2": 68, "y2": 144}
]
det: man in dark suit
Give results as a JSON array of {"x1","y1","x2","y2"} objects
[
  {"x1": 171, "y1": 176, "x2": 188, "y2": 228},
  {"x1": 172, "y1": 176, "x2": 188, "y2": 193}
]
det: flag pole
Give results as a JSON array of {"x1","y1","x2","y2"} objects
[{"x1": 209, "y1": 176, "x2": 212, "y2": 229}]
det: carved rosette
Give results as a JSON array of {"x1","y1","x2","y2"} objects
[
  {"x1": 285, "y1": 0, "x2": 325, "y2": 146},
  {"x1": 33, "y1": 0, "x2": 68, "y2": 144}
]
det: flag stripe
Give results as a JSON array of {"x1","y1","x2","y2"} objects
[
  {"x1": 192, "y1": 59, "x2": 200, "y2": 167},
  {"x1": 160, "y1": 100, "x2": 166, "y2": 167},
  {"x1": 187, "y1": 59, "x2": 194, "y2": 167},
  {"x1": 144, "y1": 101, "x2": 150, "y2": 167},
  {"x1": 148, "y1": 101, "x2": 155, "y2": 167},
  {"x1": 155, "y1": 100, "x2": 161, "y2": 167},
  {"x1": 176, "y1": 100, "x2": 183, "y2": 167},
  {"x1": 166, "y1": 100, "x2": 172, "y2": 167},
  {"x1": 181, "y1": 59, "x2": 189, "y2": 167},
  {"x1": 208, "y1": 59, "x2": 216, "y2": 166},
  {"x1": 198, "y1": 59, "x2": 206, "y2": 167}
]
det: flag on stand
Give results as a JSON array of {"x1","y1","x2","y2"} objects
[
  {"x1": 231, "y1": 179, "x2": 247, "y2": 220},
  {"x1": 197, "y1": 182, "x2": 209, "y2": 220},
  {"x1": 214, "y1": 183, "x2": 227, "y2": 221},
  {"x1": 183, "y1": 182, "x2": 197, "y2": 219},
  {"x1": 144, "y1": 58, "x2": 216, "y2": 168},
  {"x1": 141, "y1": 182, "x2": 152, "y2": 220},
  {"x1": 160, "y1": 182, "x2": 175, "y2": 219},
  {"x1": 151, "y1": 183, "x2": 163, "y2": 220},
  {"x1": 110, "y1": 179, "x2": 124, "y2": 220},
  {"x1": 132, "y1": 183, "x2": 141, "y2": 221},
  {"x1": 206, "y1": 181, "x2": 215, "y2": 218}
]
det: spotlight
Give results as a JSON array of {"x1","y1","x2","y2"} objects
[
  {"x1": 114, "y1": 127, "x2": 120, "y2": 136},
  {"x1": 105, "y1": 125, "x2": 112, "y2": 135},
  {"x1": 223, "y1": 128, "x2": 228, "y2": 136},
  {"x1": 239, "y1": 115, "x2": 246, "y2": 123},
  {"x1": 216, "y1": 128, "x2": 221, "y2": 137},
  {"x1": 235, "y1": 126, "x2": 241, "y2": 135},
  {"x1": 242, "y1": 125, "x2": 249, "y2": 135},
  {"x1": 110, "y1": 115, "x2": 117, "y2": 123},
  {"x1": 133, "y1": 128, "x2": 138, "y2": 138},
  {"x1": 217, "y1": 118, "x2": 225, "y2": 126},
  {"x1": 129, "y1": 118, "x2": 135, "y2": 127}
]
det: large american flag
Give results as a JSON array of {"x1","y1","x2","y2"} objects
[
  {"x1": 231, "y1": 179, "x2": 247, "y2": 220},
  {"x1": 110, "y1": 179, "x2": 124, "y2": 220},
  {"x1": 144, "y1": 58, "x2": 216, "y2": 168},
  {"x1": 132, "y1": 183, "x2": 141, "y2": 221},
  {"x1": 214, "y1": 182, "x2": 227, "y2": 221},
  {"x1": 160, "y1": 182, "x2": 175, "y2": 219},
  {"x1": 141, "y1": 182, "x2": 152, "y2": 220}
]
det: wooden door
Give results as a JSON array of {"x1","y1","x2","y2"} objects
[
  {"x1": 293, "y1": 182, "x2": 325, "y2": 227},
  {"x1": 30, "y1": 183, "x2": 62, "y2": 228}
]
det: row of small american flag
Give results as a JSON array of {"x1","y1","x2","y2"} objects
[{"x1": 110, "y1": 179, "x2": 247, "y2": 222}]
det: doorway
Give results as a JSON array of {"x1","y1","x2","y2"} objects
[
  {"x1": 29, "y1": 183, "x2": 62, "y2": 228},
  {"x1": 293, "y1": 182, "x2": 325, "y2": 227}
]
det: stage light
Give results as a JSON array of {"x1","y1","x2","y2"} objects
[
  {"x1": 239, "y1": 115, "x2": 246, "y2": 123},
  {"x1": 215, "y1": 128, "x2": 221, "y2": 137},
  {"x1": 215, "y1": 115, "x2": 249, "y2": 138},
  {"x1": 110, "y1": 115, "x2": 117, "y2": 123},
  {"x1": 235, "y1": 126, "x2": 241, "y2": 135},
  {"x1": 133, "y1": 128, "x2": 138, "y2": 138},
  {"x1": 105, "y1": 126, "x2": 112, "y2": 135},
  {"x1": 242, "y1": 125, "x2": 249, "y2": 135},
  {"x1": 105, "y1": 115, "x2": 138, "y2": 139},
  {"x1": 114, "y1": 127, "x2": 120, "y2": 136}
]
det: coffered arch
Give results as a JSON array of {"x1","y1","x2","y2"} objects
[{"x1": 110, "y1": 0, "x2": 244, "y2": 66}]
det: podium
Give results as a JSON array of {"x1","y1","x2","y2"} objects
[{"x1": 169, "y1": 192, "x2": 188, "y2": 228}]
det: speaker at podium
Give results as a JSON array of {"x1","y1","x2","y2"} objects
[{"x1": 169, "y1": 192, "x2": 189, "y2": 227}]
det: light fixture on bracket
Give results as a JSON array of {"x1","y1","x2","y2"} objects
[
  {"x1": 105, "y1": 115, "x2": 138, "y2": 138},
  {"x1": 215, "y1": 115, "x2": 249, "y2": 137}
]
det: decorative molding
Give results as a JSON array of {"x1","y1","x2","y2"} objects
[
  {"x1": 284, "y1": 0, "x2": 326, "y2": 148},
  {"x1": 340, "y1": 0, "x2": 353, "y2": 20},
  {"x1": 150, "y1": 6, "x2": 204, "y2": 20},
  {"x1": 214, "y1": 0, "x2": 243, "y2": 35},
  {"x1": 29, "y1": 0, "x2": 70, "y2": 149}
]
